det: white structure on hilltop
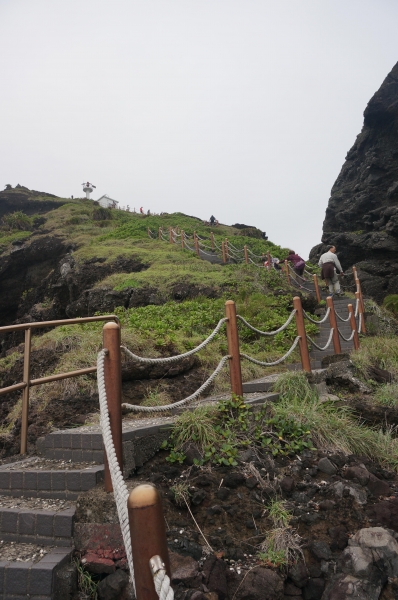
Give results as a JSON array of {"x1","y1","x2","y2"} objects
[
  {"x1": 97, "y1": 194, "x2": 119, "y2": 209},
  {"x1": 81, "y1": 181, "x2": 96, "y2": 199}
]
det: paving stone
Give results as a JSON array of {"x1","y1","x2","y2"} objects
[
  {"x1": 71, "y1": 434, "x2": 82, "y2": 449},
  {"x1": 10, "y1": 472, "x2": 24, "y2": 489},
  {"x1": 24, "y1": 471, "x2": 38, "y2": 490},
  {"x1": 54, "y1": 509, "x2": 75, "y2": 538},
  {"x1": 5, "y1": 562, "x2": 33, "y2": 594},
  {"x1": 0, "y1": 560, "x2": 8, "y2": 593},
  {"x1": 66, "y1": 471, "x2": 81, "y2": 491},
  {"x1": 0, "y1": 472, "x2": 10, "y2": 490},
  {"x1": 2, "y1": 509, "x2": 19, "y2": 533},
  {"x1": 37, "y1": 471, "x2": 52, "y2": 491},
  {"x1": 51, "y1": 472, "x2": 66, "y2": 491},
  {"x1": 29, "y1": 562, "x2": 55, "y2": 595},
  {"x1": 19, "y1": 510, "x2": 36, "y2": 535},
  {"x1": 61, "y1": 434, "x2": 71, "y2": 449},
  {"x1": 36, "y1": 512, "x2": 55, "y2": 537}
]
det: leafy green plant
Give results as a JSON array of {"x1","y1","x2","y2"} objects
[
  {"x1": 1, "y1": 210, "x2": 32, "y2": 231},
  {"x1": 267, "y1": 499, "x2": 292, "y2": 528},
  {"x1": 257, "y1": 547, "x2": 287, "y2": 569},
  {"x1": 170, "y1": 481, "x2": 190, "y2": 506},
  {"x1": 374, "y1": 383, "x2": 398, "y2": 407}
]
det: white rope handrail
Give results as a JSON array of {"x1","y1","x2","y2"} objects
[
  {"x1": 122, "y1": 355, "x2": 230, "y2": 413},
  {"x1": 247, "y1": 248, "x2": 263, "y2": 258},
  {"x1": 338, "y1": 328, "x2": 355, "y2": 342},
  {"x1": 334, "y1": 309, "x2": 351, "y2": 322},
  {"x1": 240, "y1": 336, "x2": 300, "y2": 366},
  {"x1": 121, "y1": 318, "x2": 227, "y2": 365},
  {"x1": 355, "y1": 298, "x2": 359, "y2": 317},
  {"x1": 248, "y1": 257, "x2": 263, "y2": 267},
  {"x1": 303, "y1": 307, "x2": 331, "y2": 324},
  {"x1": 151, "y1": 556, "x2": 174, "y2": 600},
  {"x1": 237, "y1": 310, "x2": 296, "y2": 336},
  {"x1": 199, "y1": 248, "x2": 223, "y2": 258},
  {"x1": 358, "y1": 313, "x2": 362, "y2": 333},
  {"x1": 97, "y1": 349, "x2": 135, "y2": 589},
  {"x1": 227, "y1": 241, "x2": 244, "y2": 252},
  {"x1": 184, "y1": 242, "x2": 196, "y2": 252},
  {"x1": 307, "y1": 328, "x2": 334, "y2": 351}
]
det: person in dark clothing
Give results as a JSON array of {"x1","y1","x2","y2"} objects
[
  {"x1": 209, "y1": 215, "x2": 216, "y2": 225},
  {"x1": 283, "y1": 250, "x2": 305, "y2": 276}
]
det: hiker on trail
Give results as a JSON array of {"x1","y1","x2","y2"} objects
[
  {"x1": 283, "y1": 250, "x2": 306, "y2": 277},
  {"x1": 318, "y1": 245, "x2": 345, "y2": 296},
  {"x1": 209, "y1": 215, "x2": 216, "y2": 226},
  {"x1": 140, "y1": 207, "x2": 144, "y2": 214}
]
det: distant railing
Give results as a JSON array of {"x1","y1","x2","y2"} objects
[{"x1": 0, "y1": 315, "x2": 120, "y2": 454}]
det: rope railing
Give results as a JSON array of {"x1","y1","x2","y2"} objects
[
  {"x1": 97, "y1": 349, "x2": 135, "y2": 588},
  {"x1": 334, "y1": 309, "x2": 351, "y2": 322},
  {"x1": 240, "y1": 336, "x2": 301, "y2": 366},
  {"x1": 122, "y1": 356, "x2": 230, "y2": 413},
  {"x1": 151, "y1": 556, "x2": 174, "y2": 600},
  {"x1": 307, "y1": 328, "x2": 334, "y2": 351},
  {"x1": 237, "y1": 310, "x2": 296, "y2": 336},
  {"x1": 303, "y1": 307, "x2": 331, "y2": 324},
  {"x1": 121, "y1": 318, "x2": 227, "y2": 365},
  {"x1": 338, "y1": 328, "x2": 356, "y2": 342}
]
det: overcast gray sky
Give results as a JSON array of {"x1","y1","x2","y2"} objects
[{"x1": 1, "y1": 0, "x2": 398, "y2": 257}]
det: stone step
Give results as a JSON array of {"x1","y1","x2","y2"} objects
[
  {"x1": 0, "y1": 545, "x2": 72, "y2": 599},
  {"x1": 0, "y1": 504, "x2": 75, "y2": 546},
  {"x1": 0, "y1": 459, "x2": 104, "y2": 499}
]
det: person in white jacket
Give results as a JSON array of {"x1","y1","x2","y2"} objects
[{"x1": 318, "y1": 246, "x2": 345, "y2": 296}]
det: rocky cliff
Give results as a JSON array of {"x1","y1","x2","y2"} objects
[{"x1": 310, "y1": 61, "x2": 398, "y2": 302}]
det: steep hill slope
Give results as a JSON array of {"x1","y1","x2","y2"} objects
[{"x1": 310, "y1": 61, "x2": 398, "y2": 302}]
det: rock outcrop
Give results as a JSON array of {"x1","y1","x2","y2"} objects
[{"x1": 310, "y1": 61, "x2": 398, "y2": 302}]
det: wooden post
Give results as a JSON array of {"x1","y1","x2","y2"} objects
[
  {"x1": 20, "y1": 328, "x2": 32, "y2": 454},
  {"x1": 128, "y1": 484, "x2": 171, "y2": 600},
  {"x1": 103, "y1": 322, "x2": 123, "y2": 492},
  {"x1": 225, "y1": 239, "x2": 229, "y2": 262},
  {"x1": 225, "y1": 300, "x2": 243, "y2": 396},
  {"x1": 244, "y1": 245, "x2": 248, "y2": 264},
  {"x1": 267, "y1": 252, "x2": 271, "y2": 271},
  {"x1": 355, "y1": 277, "x2": 365, "y2": 315},
  {"x1": 222, "y1": 241, "x2": 226, "y2": 264},
  {"x1": 313, "y1": 274, "x2": 321, "y2": 304},
  {"x1": 284, "y1": 260, "x2": 290, "y2": 284},
  {"x1": 194, "y1": 232, "x2": 200, "y2": 256},
  {"x1": 326, "y1": 296, "x2": 341, "y2": 354},
  {"x1": 355, "y1": 291, "x2": 367, "y2": 334},
  {"x1": 293, "y1": 297, "x2": 311, "y2": 373},
  {"x1": 181, "y1": 230, "x2": 185, "y2": 250},
  {"x1": 352, "y1": 265, "x2": 357, "y2": 280},
  {"x1": 348, "y1": 304, "x2": 359, "y2": 350},
  {"x1": 158, "y1": 227, "x2": 161, "y2": 240},
  {"x1": 211, "y1": 231, "x2": 215, "y2": 251},
  {"x1": 169, "y1": 227, "x2": 173, "y2": 244},
  {"x1": 147, "y1": 227, "x2": 150, "y2": 238}
]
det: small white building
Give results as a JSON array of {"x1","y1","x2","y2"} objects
[{"x1": 97, "y1": 194, "x2": 119, "y2": 209}]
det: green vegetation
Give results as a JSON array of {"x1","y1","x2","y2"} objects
[
  {"x1": 383, "y1": 294, "x2": 398, "y2": 315},
  {"x1": 352, "y1": 336, "x2": 398, "y2": 380},
  {"x1": 273, "y1": 372, "x2": 398, "y2": 468},
  {"x1": 163, "y1": 394, "x2": 315, "y2": 467},
  {"x1": 374, "y1": 383, "x2": 398, "y2": 407},
  {"x1": 75, "y1": 559, "x2": 98, "y2": 599}
]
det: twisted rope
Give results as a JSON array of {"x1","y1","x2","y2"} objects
[
  {"x1": 237, "y1": 310, "x2": 296, "y2": 336},
  {"x1": 307, "y1": 328, "x2": 334, "y2": 351},
  {"x1": 303, "y1": 307, "x2": 331, "y2": 324},
  {"x1": 338, "y1": 328, "x2": 355, "y2": 342},
  {"x1": 121, "y1": 318, "x2": 227, "y2": 365},
  {"x1": 122, "y1": 355, "x2": 230, "y2": 413},
  {"x1": 355, "y1": 298, "x2": 359, "y2": 317},
  {"x1": 334, "y1": 309, "x2": 351, "y2": 322},
  {"x1": 358, "y1": 313, "x2": 362, "y2": 334},
  {"x1": 247, "y1": 248, "x2": 263, "y2": 259},
  {"x1": 240, "y1": 336, "x2": 300, "y2": 366},
  {"x1": 97, "y1": 350, "x2": 135, "y2": 588},
  {"x1": 184, "y1": 242, "x2": 196, "y2": 252},
  {"x1": 151, "y1": 557, "x2": 174, "y2": 600}
]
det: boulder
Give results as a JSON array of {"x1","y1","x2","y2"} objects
[{"x1": 233, "y1": 566, "x2": 284, "y2": 600}]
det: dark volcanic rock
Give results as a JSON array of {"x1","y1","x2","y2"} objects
[{"x1": 309, "y1": 61, "x2": 398, "y2": 302}]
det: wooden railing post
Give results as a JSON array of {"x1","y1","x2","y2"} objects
[
  {"x1": 352, "y1": 265, "x2": 357, "y2": 280},
  {"x1": 222, "y1": 241, "x2": 226, "y2": 264},
  {"x1": 169, "y1": 227, "x2": 173, "y2": 244},
  {"x1": 225, "y1": 300, "x2": 243, "y2": 396},
  {"x1": 158, "y1": 227, "x2": 161, "y2": 240},
  {"x1": 313, "y1": 274, "x2": 321, "y2": 304},
  {"x1": 267, "y1": 252, "x2": 271, "y2": 271},
  {"x1": 103, "y1": 322, "x2": 123, "y2": 492},
  {"x1": 284, "y1": 260, "x2": 290, "y2": 284},
  {"x1": 128, "y1": 484, "x2": 171, "y2": 600},
  {"x1": 355, "y1": 291, "x2": 367, "y2": 334},
  {"x1": 181, "y1": 230, "x2": 185, "y2": 250},
  {"x1": 244, "y1": 245, "x2": 248, "y2": 264},
  {"x1": 147, "y1": 228, "x2": 150, "y2": 238},
  {"x1": 293, "y1": 297, "x2": 311, "y2": 373},
  {"x1": 211, "y1": 231, "x2": 215, "y2": 251},
  {"x1": 326, "y1": 296, "x2": 342, "y2": 354},
  {"x1": 348, "y1": 304, "x2": 360, "y2": 350},
  {"x1": 20, "y1": 328, "x2": 32, "y2": 454},
  {"x1": 225, "y1": 238, "x2": 229, "y2": 261},
  {"x1": 194, "y1": 232, "x2": 200, "y2": 256},
  {"x1": 355, "y1": 277, "x2": 365, "y2": 315}
]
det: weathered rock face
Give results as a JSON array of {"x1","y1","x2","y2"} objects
[{"x1": 309, "y1": 61, "x2": 398, "y2": 302}]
